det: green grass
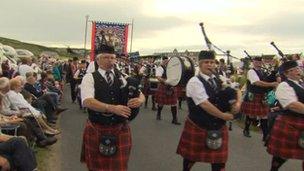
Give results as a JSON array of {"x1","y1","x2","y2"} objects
[{"x1": 35, "y1": 147, "x2": 51, "y2": 171}]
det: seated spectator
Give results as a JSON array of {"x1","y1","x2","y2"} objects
[
  {"x1": 0, "y1": 78, "x2": 58, "y2": 147},
  {"x1": 6, "y1": 78, "x2": 60, "y2": 135},
  {"x1": 24, "y1": 72, "x2": 66, "y2": 116},
  {"x1": 40, "y1": 72, "x2": 63, "y2": 99},
  {"x1": 18, "y1": 57, "x2": 34, "y2": 78},
  {"x1": 0, "y1": 136, "x2": 37, "y2": 171}
]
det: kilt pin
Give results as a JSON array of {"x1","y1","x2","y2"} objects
[
  {"x1": 267, "y1": 115, "x2": 304, "y2": 160},
  {"x1": 155, "y1": 83, "x2": 177, "y2": 105},
  {"x1": 241, "y1": 93, "x2": 269, "y2": 117},
  {"x1": 81, "y1": 120, "x2": 132, "y2": 171},
  {"x1": 176, "y1": 117, "x2": 228, "y2": 163}
]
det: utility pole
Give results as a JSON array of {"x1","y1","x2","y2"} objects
[{"x1": 83, "y1": 15, "x2": 89, "y2": 58}]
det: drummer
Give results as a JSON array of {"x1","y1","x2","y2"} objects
[
  {"x1": 267, "y1": 60, "x2": 304, "y2": 170},
  {"x1": 176, "y1": 50, "x2": 239, "y2": 171},
  {"x1": 155, "y1": 56, "x2": 180, "y2": 125},
  {"x1": 139, "y1": 58, "x2": 157, "y2": 110}
]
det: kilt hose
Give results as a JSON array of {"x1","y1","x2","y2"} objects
[
  {"x1": 175, "y1": 85, "x2": 186, "y2": 99},
  {"x1": 155, "y1": 83, "x2": 177, "y2": 105},
  {"x1": 241, "y1": 93, "x2": 269, "y2": 117},
  {"x1": 81, "y1": 120, "x2": 132, "y2": 171},
  {"x1": 176, "y1": 117, "x2": 228, "y2": 163},
  {"x1": 267, "y1": 115, "x2": 304, "y2": 160}
]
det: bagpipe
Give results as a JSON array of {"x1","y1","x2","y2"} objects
[
  {"x1": 116, "y1": 69, "x2": 141, "y2": 121},
  {"x1": 199, "y1": 22, "x2": 238, "y2": 113}
]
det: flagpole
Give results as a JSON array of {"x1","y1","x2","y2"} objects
[
  {"x1": 129, "y1": 19, "x2": 134, "y2": 53},
  {"x1": 83, "y1": 15, "x2": 89, "y2": 58}
]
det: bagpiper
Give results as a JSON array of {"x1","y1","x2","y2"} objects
[
  {"x1": 176, "y1": 50, "x2": 241, "y2": 171},
  {"x1": 267, "y1": 60, "x2": 304, "y2": 171}
]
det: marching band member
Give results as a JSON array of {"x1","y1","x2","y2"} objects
[
  {"x1": 267, "y1": 60, "x2": 304, "y2": 171},
  {"x1": 241, "y1": 56, "x2": 278, "y2": 140},
  {"x1": 155, "y1": 56, "x2": 180, "y2": 125},
  {"x1": 176, "y1": 50, "x2": 241, "y2": 171},
  {"x1": 140, "y1": 59, "x2": 157, "y2": 110},
  {"x1": 74, "y1": 60, "x2": 87, "y2": 109},
  {"x1": 80, "y1": 44, "x2": 145, "y2": 170}
]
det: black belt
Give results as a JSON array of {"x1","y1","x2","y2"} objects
[{"x1": 88, "y1": 112, "x2": 125, "y2": 126}]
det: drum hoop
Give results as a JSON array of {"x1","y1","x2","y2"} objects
[{"x1": 166, "y1": 56, "x2": 195, "y2": 86}]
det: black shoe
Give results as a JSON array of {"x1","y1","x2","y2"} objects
[
  {"x1": 172, "y1": 120, "x2": 181, "y2": 125},
  {"x1": 156, "y1": 114, "x2": 161, "y2": 120},
  {"x1": 243, "y1": 130, "x2": 251, "y2": 138},
  {"x1": 36, "y1": 140, "x2": 48, "y2": 148},
  {"x1": 37, "y1": 137, "x2": 57, "y2": 147},
  {"x1": 45, "y1": 137, "x2": 57, "y2": 146}
]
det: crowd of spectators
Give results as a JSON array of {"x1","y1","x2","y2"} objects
[{"x1": 0, "y1": 55, "x2": 70, "y2": 170}]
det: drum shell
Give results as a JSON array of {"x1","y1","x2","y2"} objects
[{"x1": 166, "y1": 56, "x2": 195, "y2": 86}]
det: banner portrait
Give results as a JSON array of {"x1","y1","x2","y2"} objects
[{"x1": 91, "y1": 21, "x2": 129, "y2": 61}]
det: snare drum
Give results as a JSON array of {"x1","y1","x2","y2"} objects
[
  {"x1": 149, "y1": 78, "x2": 159, "y2": 91},
  {"x1": 166, "y1": 56, "x2": 195, "y2": 86}
]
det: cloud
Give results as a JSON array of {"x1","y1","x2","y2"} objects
[{"x1": 0, "y1": 0, "x2": 303, "y2": 56}]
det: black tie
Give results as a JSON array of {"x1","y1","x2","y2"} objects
[
  {"x1": 106, "y1": 71, "x2": 113, "y2": 86},
  {"x1": 208, "y1": 78, "x2": 217, "y2": 90}
]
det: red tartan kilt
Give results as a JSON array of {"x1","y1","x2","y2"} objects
[
  {"x1": 176, "y1": 118, "x2": 228, "y2": 163},
  {"x1": 175, "y1": 85, "x2": 186, "y2": 99},
  {"x1": 155, "y1": 83, "x2": 177, "y2": 105},
  {"x1": 241, "y1": 94, "x2": 269, "y2": 117},
  {"x1": 267, "y1": 115, "x2": 304, "y2": 160},
  {"x1": 81, "y1": 120, "x2": 132, "y2": 171}
]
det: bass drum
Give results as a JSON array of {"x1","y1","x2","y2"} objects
[{"x1": 166, "y1": 56, "x2": 195, "y2": 86}]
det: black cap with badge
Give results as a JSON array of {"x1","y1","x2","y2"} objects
[
  {"x1": 280, "y1": 60, "x2": 298, "y2": 72},
  {"x1": 198, "y1": 50, "x2": 215, "y2": 60},
  {"x1": 96, "y1": 44, "x2": 115, "y2": 55}
]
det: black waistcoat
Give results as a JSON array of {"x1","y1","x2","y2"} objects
[
  {"x1": 161, "y1": 65, "x2": 167, "y2": 79},
  {"x1": 87, "y1": 70, "x2": 127, "y2": 124},
  {"x1": 284, "y1": 79, "x2": 304, "y2": 117},
  {"x1": 247, "y1": 68, "x2": 270, "y2": 94},
  {"x1": 187, "y1": 75, "x2": 226, "y2": 130}
]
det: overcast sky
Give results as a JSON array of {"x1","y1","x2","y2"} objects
[{"x1": 1, "y1": 0, "x2": 303, "y2": 58}]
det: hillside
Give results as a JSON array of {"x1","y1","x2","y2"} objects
[{"x1": 0, "y1": 37, "x2": 87, "y2": 58}]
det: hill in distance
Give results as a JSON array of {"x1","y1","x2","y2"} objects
[{"x1": 0, "y1": 37, "x2": 88, "y2": 58}]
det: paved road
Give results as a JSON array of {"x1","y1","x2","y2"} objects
[{"x1": 57, "y1": 88, "x2": 301, "y2": 171}]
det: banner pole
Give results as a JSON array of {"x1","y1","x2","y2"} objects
[
  {"x1": 83, "y1": 15, "x2": 89, "y2": 58},
  {"x1": 129, "y1": 19, "x2": 134, "y2": 53}
]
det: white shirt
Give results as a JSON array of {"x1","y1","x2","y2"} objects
[
  {"x1": 247, "y1": 68, "x2": 260, "y2": 84},
  {"x1": 155, "y1": 66, "x2": 164, "y2": 77},
  {"x1": 18, "y1": 64, "x2": 34, "y2": 77},
  {"x1": 1, "y1": 94, "x2": 20, "y2": 116},
  {"x1": 186, "y1": 72, "x2": 216, "y2": 105},
  {"x1": 6, "y1": 90, "x2": 41, "y2": 117},
  {"x1": 86, "y1": 61, "x2": 96, "y2": 74},
  {"x1": 275, "y1": 79, "x2": 301, "y2": 108},
  {"x1": 81, "y1": 68, "x2": 127, "y2": 103}
]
